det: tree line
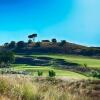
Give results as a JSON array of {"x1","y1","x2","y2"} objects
[
  {"x1": 4, "y1": 33, "x2": 66, "y2": 49},
  {"x1": 3, "y1": 33, "x2": 100, "y2": 56}
]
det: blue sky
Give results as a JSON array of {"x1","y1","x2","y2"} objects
[{"x1": 0, "y1": 0, "x2": 100, "y2": 46}]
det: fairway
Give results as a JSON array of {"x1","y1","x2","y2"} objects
[
  {"x1": 11, "y1": 54, "x2": 100, "y2": 79},
  {"x1": 31, "y1": 54, "x2": 100, "y2": 68},
  {"x1": 13, "y1": 65, "x2": 87, "y2": 79}
]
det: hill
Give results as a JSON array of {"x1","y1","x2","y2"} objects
[{"x1": 2, "y1": 39, "x2": 100, "y2": 56}]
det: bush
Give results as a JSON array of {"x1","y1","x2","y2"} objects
[
  {"x1": 84, "y1": 63, "x2": 87, "y2": 68},
  {"x1": 37, "y1": 70, "x2": 43, "y2": 76},
  {"x1": 48, "y1": 70, "x2": 56, "y2": 77},
  {"x1": 90, "y1": 70, "x2": 100, "y2": 78},
  {"x1": 0, "y1": 51, "x2": 15, "y2": 68}
]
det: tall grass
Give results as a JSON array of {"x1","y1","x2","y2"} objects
[{"x1": 0, "y1": 75, "x2": 99, "y2": 100}]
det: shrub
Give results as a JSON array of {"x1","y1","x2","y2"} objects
[
  {"x1": 48, "y1": 70, "x2": 56, "y2": 77},
  {"x1": 37, "y1": 70, "x2": 43, "y2": 76},
  {"x1": 0, "y1": 51, "x2": 15, "y2": 68},
  {"x1": 90, "y1": 70, "x2": 100, "y2": 78},
  {"x1": 84, "y1": 63, "x2": 87, "y2": 68}
]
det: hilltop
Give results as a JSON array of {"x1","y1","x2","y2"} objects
[{"x1": 1, "y1": 34, "x2": 100, "y2": 56}]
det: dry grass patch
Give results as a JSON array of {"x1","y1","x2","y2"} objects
[{"x1": 0, "y1": 75, "x2": 99, "y2": 100}]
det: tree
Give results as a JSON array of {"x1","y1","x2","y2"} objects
[
  {"x1": 59, "y1": 40, "x2": 66, "y2": 46},
  {"x1": 51, "y1": 38, "x2": 57, "y2": 43},
  {"x1": 17, "y1": 41, "x2": 25, "y2": 48},
  {"x1": 0, "y1": 51, "x2": 15, "y2": 68},
  {"x1": 4, "y1": 43, "x2": 9, "y2": 47},
  {"x1": 9, "y1": 41, "x2": 16, "y2": 48},
  {"x1": 34, "y1": 42, "x2": 41, "y2": 47},
  {"x1": 28, "y1": 33, "x2": 37, "y2": 42},
  {"x1": 28, "y1": 40, "x2": 33, "y2": 44}
]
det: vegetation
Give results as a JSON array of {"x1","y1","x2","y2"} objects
[
  {"x1": 0, "y1": 51, "x2": 15, "y2": 68},
  {"x1": 31, "y1": 54, "x2": 100, "y2": 68},
  {"x1": 90, "y1": 70, "x2": 100, "y2": 78},
  {"x1": 8, "y1": 41, "x2": 16, "y2": 48},
  {"x1": 11, "y1": 53, "x2": 100, "y2": 79},
  {"x1": 28, "y1": 34, "x2": 37, "y2": 42},
  {"x1": 48, "y1": 70, "x2": 56, "y2": 77},
  {"x1": 59, "y1": 40, "x2": 66, "y2": 46},
  {"x1": 51, "y1": 38, "x2": 57, "y2": 43},
  {"x1": 0, "y1": 75, "x2": 99, "y2": 100},
  {"x1": 9, "y1": 65, "x2": 87, "y2": 79},
  {"x1": 2, "y1": 34, "x2": 100, "y2": 56},
  {"x1": 0, "y1": 34, "x2": 100, "y2": 99},
  {"x1": 17, "y1": 41, "x2": 26, "y2": 48},
  {"x1": 34, "y1": 42, "x2": 41, "y2": 47},
  {"x1": 37, "y1": 70, "x2": 43, "y2": 76}
]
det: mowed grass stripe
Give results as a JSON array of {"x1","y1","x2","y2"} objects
[
  {"x1": 31, "y1": 54, "x2": 100, "y2": 68},
  {"x1": 14, "y1": 65, "x2": 87, "y2": 79}
]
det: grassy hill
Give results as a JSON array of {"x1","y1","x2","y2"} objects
[
  {"x1": 0, "y1": 42, "x2": 100, "y2": 99},
  {"x1": 2, "y1": 40, "x2": 100, "y2": 56}
]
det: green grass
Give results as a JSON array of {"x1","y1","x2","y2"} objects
[
  {"x1": 11, "y1": 54, "x2": 100, "y2": 79},
  {"x1": 12, "y1": 53, "x2": 100, "y2": 79},
  {"x1": 13, "y1": 65, "x2": 87, "y2": 79},
  {"x1": 31, "y1": 54, "x2": 100, "y2": 68}
]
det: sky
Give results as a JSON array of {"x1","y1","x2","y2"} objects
[{"x1": 0, "y1": 0, "x2": 100, "y2": 46}]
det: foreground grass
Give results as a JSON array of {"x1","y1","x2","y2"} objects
[
  {"x1": 30, "y1": 54, "x2": 100, "y2": 68},
  {"x1": 13, "y1": 65, "x2": 87, "y2": 79},
  {"x1": 0, "y1": 75, "x2": 99, "y2": 100}
]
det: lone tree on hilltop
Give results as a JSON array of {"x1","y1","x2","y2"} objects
[{"x1": 28, "y1": 33, "x2": 37, "y2": 42}]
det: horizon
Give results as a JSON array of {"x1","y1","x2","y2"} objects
[{"x1": 0, "y1": 0, "x2": 100, "y2": 46}]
